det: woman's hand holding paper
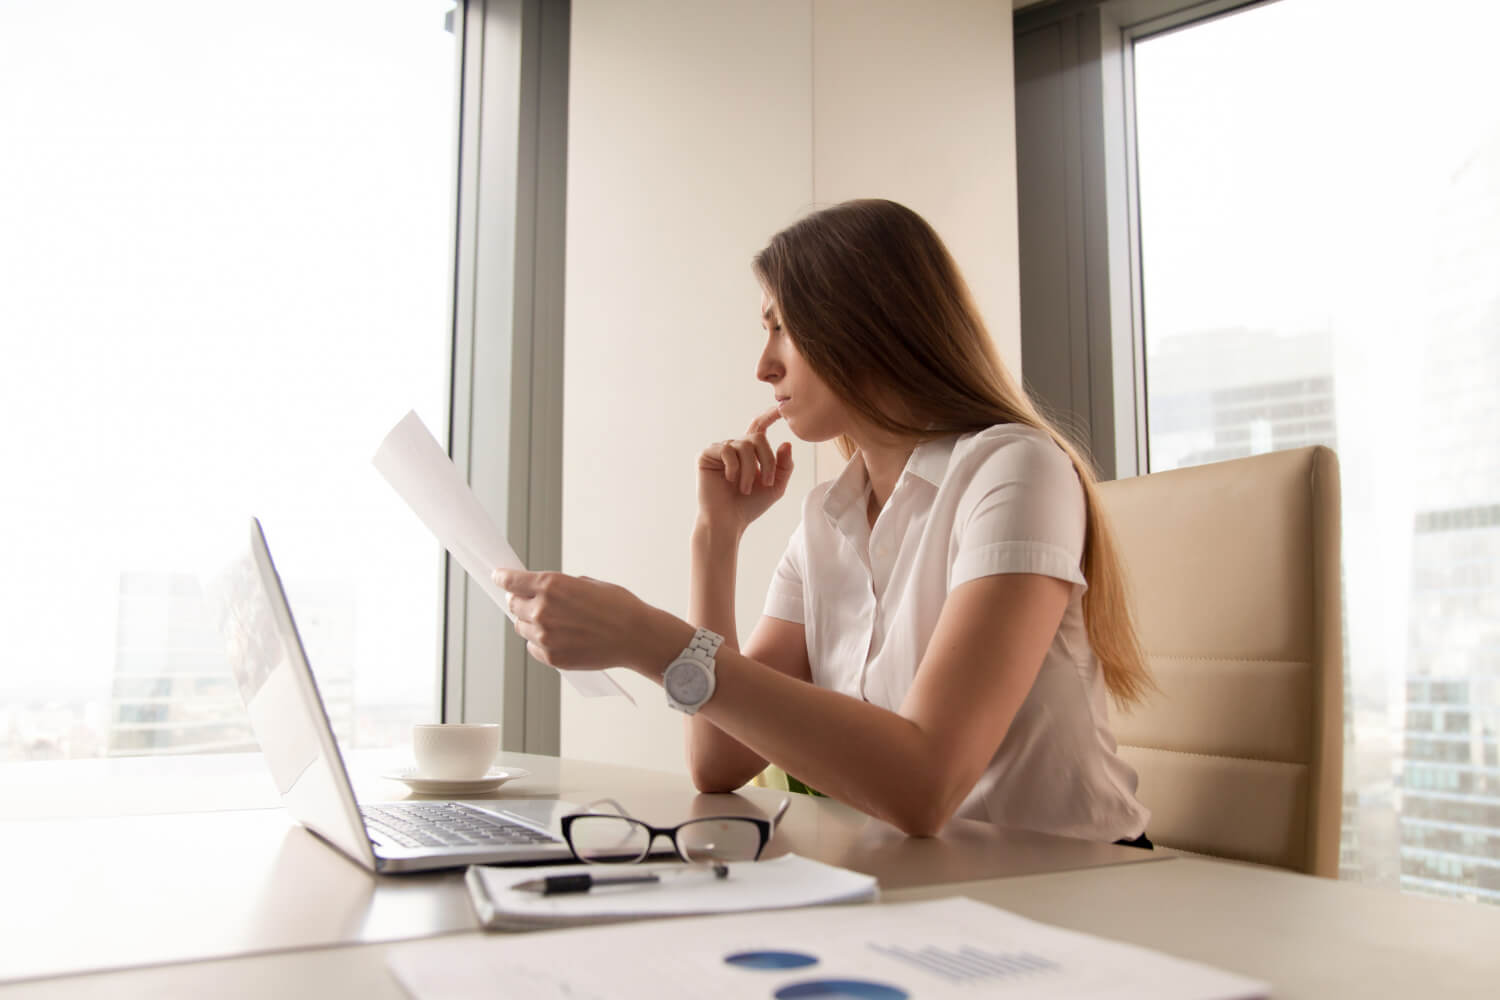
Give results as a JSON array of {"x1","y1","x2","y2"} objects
[{"x1": 492, "y1": 569, "x2": 692, "y2": 676}]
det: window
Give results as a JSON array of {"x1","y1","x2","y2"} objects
[
  {"x1": 1130, "y1": 0, "x2": 1500, "y2": 905},
  {"x1": 1016, "y1": 0, "x2": 1500, "y2": 906},
  {"x1": 1, "y1": 2, "x2": 461, "y2": 768}
]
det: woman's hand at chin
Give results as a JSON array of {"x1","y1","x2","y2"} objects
[
  {"x1": 491, "y1": 568, "x2": 690, "y2": 676},
  {"x1": 697, "y1": 406, "x2": 795, "y2": 536}
]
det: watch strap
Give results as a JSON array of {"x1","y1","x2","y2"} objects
[
  {"x1": 685, "y1": 627, "x2": 723, "y2": 663},
  {"x1": 665, "y1": 627, "x2": 723, "y2": 714}
]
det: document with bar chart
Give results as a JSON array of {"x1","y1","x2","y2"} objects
[{"x1": 388, "y1": 896, "x2": 1267, "y2": 1000}]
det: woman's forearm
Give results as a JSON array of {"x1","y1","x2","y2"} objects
[
  {"x1": 689, "y1": 519, "x2": 741, "y2": 646},
  {"x1": 640, "y1": 572, "x2": 1065, "y2": 837},
  {"x1": 641, "y1": 638, "x2": 959, "y2": 836},
  {"x1": 683, "y1": 521, "x2": 949, "y2": 811},
  {"x1": 683, "y1": 520, "x2": 768, "y2": 790},
  {"x1": 502, "y1": 564, "x2": 1050, "y2": 837}
]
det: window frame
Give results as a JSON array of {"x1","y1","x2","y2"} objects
[
  {"x1": 1012, "y1": 0, "x2": 1277, "y2": 480},
  {"x1": 444, "y1": 0, "x2": 569, "y2": 754}
]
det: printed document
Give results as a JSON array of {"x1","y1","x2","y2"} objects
[
  {"x1": 388, "y1": 896, "x2": 1266, "y2": 1000},
  {"x1": 373, "y1": 410, "x2": 628, "y2": 700},
  {"x1": 466, "y1": 854, "x2": 878, "y2": 931}
]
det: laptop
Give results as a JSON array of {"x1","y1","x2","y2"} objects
[{"x1": 208, "y1": 517, "x2": 582, "y2": 873}]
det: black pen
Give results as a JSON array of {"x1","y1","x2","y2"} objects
[{"x1": 512, "y1": 862, "x2": 729, "y2": 895}]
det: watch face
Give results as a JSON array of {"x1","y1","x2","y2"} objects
[{"x1": 666, "y1": 659, "x2": 710, "y2": 705}]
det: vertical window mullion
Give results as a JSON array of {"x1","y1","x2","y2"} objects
[{"x1": 444, "y1": 0, "x2": 565, "y2": 755}]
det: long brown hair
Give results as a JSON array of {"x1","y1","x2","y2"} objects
[{"x1": 753, "y1": 199, "x2": 1152, "y2": 707}]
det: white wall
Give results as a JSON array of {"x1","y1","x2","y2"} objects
[
  {"x1": 813, "y1": 0, "x2": 1022, "y2": 365},
  {"x1": 561, "y1": 0, "x2": 1020, "y2": 773}
]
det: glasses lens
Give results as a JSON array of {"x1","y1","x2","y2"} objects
[
  {"x1": 675, "y1": 818, "x2": 763, "y2": 862},
  {"x1": 568, "y1": 815, "x2": 652, "y2": 863}
]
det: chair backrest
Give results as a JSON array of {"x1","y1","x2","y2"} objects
[{"x1": 1096, "y1": 446, "x2": 1343, "y2": 876}]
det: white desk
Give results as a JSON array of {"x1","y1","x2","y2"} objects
[
  {"x1": 0, "y1": 751, "x2": 1158, "y2": 986},
  {"x1": 3, "y1": 752, "x2": 1496, "y2": 997},
  {"x1": 892, "y1": 858, "x2": 1500, "y2": 997},
  {"x1": 4, "y1": 856, "x2": 1498, "y2": 999}
]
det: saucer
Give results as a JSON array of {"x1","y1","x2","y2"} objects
[{"x1": 382, "y1": 766, "x2": 531, "y2": 795}]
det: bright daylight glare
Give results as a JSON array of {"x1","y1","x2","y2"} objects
[
  {"x1": 0, "y1": 1, "x2": 459, "y2": 763},
  {"x1": 1135, "y1": 0, "x2": 1500, "y2": 903}
]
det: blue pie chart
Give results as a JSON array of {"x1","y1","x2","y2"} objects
[
  {"x1": 773, "y1": 980, "x2": 909, "y2": 999},
  {"x1": 723, "y1": 951, "x2": 820, "y2": 970}
]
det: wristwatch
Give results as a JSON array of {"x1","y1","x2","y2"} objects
[{"x1": 663, "y1": 627, "x2": 724, "y2": 715}]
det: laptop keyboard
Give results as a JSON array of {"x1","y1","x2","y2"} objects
[{"x1": 362, "y1": 802, "x2": 561, "y2": 851}]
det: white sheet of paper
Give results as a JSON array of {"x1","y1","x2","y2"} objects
[
  {"x1": 387, "y1": 896, "x2": 1268, "y2": 1000},
  {"x1": 373, "y1": 410, "x2": 629, "y2": 700},
  {"x1": 467, "y1": 854, "x2": 878, "y2": 930}
]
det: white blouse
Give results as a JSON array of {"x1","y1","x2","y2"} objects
[{"x1": 762, "y1": 423, "x2": 1149, "y2": 842}]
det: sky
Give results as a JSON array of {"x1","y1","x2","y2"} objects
[{"x1": 1135, "y1": 0, "x2": 1500, "y2": 347}]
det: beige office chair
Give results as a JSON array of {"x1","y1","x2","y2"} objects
[{"x1": 1096, "y1": 445, "x2": 1343, "y2": 877}]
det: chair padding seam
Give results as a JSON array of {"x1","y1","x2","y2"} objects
[
  {"x1": 1147, "y1": 655, "x2": 1314, "y2": 667},
  {"x1": 1121, "y1": 745, "x2": 1310, "y2": 768}
]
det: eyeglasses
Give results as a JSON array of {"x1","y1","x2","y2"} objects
[{"x1": 560, "y1": 798, "x2": 790, "y2": 865}]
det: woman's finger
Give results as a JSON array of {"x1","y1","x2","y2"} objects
[
  {"x1": 750, "y1": 431, "x2": 776, "y2": 486},
  {"x1": 733, "y1": 440, "x2": 759, "y2": 494},
  {"x1": 509, "y1": 590, "x2": 540, "y2": 624},
  {"x1": 774, "y1": 440, "x2": 794, "y2": 485},
  {"x1": 746, "y1": 405, "x2": 783, "y2": 436},
  {"x1": 698, "y1": 440, "x2": 727, "y2": 471},
  {"x1": 492, "y1": 568, "x2": 540, "y2": 598},
  {"x1": 721, "y1": 443, "x2": 741, "y2": 486}
]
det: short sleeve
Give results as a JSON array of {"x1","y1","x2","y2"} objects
[
  {"x1": 949, "y1": 432, "x2": 1089, "y2": 592},
  {"x1": 762, "y1": 520, "x2": 808, "y2": 624}
]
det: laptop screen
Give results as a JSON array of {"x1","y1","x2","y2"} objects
[{"x1": 206, "y1": 519, "x2": 376, "y2": 869}]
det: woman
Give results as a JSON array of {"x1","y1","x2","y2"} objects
[{"x1": 495, "y1": 199, "x2": 1153, "y2": 843}]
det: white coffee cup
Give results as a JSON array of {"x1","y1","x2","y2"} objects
[{"x1": 411, "y1": 723, "x2": 502, "y2": 780}]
